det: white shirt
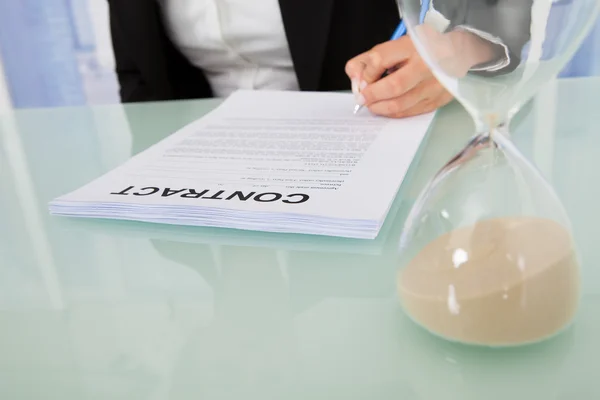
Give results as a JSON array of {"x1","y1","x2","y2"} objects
[{"x1": 161, "y1": 0, "x2": 299, "y2": 97}]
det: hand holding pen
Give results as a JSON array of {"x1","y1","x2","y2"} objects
[
  {"x1": 352, "y1": 20, "x2": 409, "y2": 115},
  {"x1": 345, "y1": 0, "x2": 451, "y2": 118},
  {"x1": 346, "y1": 0, "x2": 508, "y2": 119},
  {"x1": 345, "y1": 34, "x2": 453, "y2": 118}
]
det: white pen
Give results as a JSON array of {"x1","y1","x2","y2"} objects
[
  {"x1": 352, "y1": 78, "x2": 366, "y2": 115},
  {"x1": 352, "y1": 64, "x2": 402, "y2": 115}
]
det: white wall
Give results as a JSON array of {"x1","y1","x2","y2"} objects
[
  {"x1": 0, "y1": 54, "x2": 12, "y2": 113},
  {"x1": 82, "y1": 0, "x2": 120, "y2": 105},
  {"x1": 88, "y1": 0, "x2": 116, "y2": 71},
  {"x1": 0, "y1": 0, "x2": 119, "y2": 109}
]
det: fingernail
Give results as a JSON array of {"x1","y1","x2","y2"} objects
[
  {"x1": 356, "y1": 94, "x2": 365, "y2": 106},
  {"x1": 351, "y1": 78, "x2": 359, "y2": 95},
  {"x1": 359, "y1": 81, "x2": 368, "y2": 91}
]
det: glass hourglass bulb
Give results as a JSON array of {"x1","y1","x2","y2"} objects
[{"x1": 395, "y1": 0, "x2": 600, "y2": 346}]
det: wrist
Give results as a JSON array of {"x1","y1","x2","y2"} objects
[{"x1": 447, "y1": 30, "x2": 498, "y2": 71}]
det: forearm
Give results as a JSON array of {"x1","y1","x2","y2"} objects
[
  {"x1": 446, "y1": 29, "x2": 508, "y2": 72},
  {"x1": 434, "y1": 0, "x2": 534, "y2": 75}
]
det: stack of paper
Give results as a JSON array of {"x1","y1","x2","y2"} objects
[{"x1": 49, "y1": 90, "x2": 434, "y2": 239}]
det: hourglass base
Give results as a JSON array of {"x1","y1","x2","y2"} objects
[
  {"x1": 402, "y1": 309, "x2": 578, "y2": 349},
  {"x1": 397, "y1": 216, "x2": 580, "y2": 348}
]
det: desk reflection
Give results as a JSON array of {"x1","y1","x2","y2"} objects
[{"x1": 0, "y1": 95, "x2": 599, "y2": 399}]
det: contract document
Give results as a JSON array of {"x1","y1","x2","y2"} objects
[{"x1": 49, "y1": 90, "x2": 434, "y2": 239}]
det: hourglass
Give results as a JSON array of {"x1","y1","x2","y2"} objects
[{"x1": 395, "y1": 0, "x2": 600, "y2": 346}]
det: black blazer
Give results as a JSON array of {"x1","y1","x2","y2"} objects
[{"x1": 108, "y1": 0, "x2": 400, "y2": 103}]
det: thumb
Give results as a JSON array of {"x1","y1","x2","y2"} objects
[{"x1": 345, "y1": 37, "x2": 416, "y2": 84}]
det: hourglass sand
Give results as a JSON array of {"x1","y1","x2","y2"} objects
[{"x1": 395, "y1": 0, "x2": 600, "y2": 346}]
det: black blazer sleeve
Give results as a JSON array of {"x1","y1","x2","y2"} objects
[
  {"x1": 109, "y1": 5, "x2": 156, "y2": 102},
  {"x1": 435, "y1": 0, "x2": 534, "y2": 75},
  {"x1": 108, "y1": 0, "x2": 213, "y2": 102}
]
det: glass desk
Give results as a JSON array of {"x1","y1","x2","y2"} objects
[{"x1": 1, "y1": 78, "x2": 599, "y2": 399}]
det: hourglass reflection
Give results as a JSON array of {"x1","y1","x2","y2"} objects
[{"x1": 395, "y1": 0, "x2": 600, "y2": 346}]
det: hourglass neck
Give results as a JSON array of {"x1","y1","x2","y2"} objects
[{"x1": 473, "y1": 112, "x2": 513, "y2": 138}]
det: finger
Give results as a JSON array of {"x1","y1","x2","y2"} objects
[
  {"x1": 345, "y1": 37, "x2": 415, "y2": 84},
  {"x1": 382, "y1": 90, "x2": 454, "y2": 119},
  {"x1": 345, "y1": 59, "x2": 368, "y2": 98},
  {"x1": 395, "y1": 89, "x2": 453, "y2": 118},
  {"x1": 367, "y1": 78, "x2": 446, "y2": 117},
  {"x1": 345, "y1": 52, "x2": 368, "y2": 80},
  {"x1": 360, "y1": 58, "x2": 428, "y2": 105},
  {"x1": 362, "y1": 37, "x2": 416, "y2": 84},
  {"x1": 401, "y1": 97, "x2": 447, "y2": 118}
]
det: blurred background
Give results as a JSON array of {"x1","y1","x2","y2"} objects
[
  {"x1": 0, "y1": 0, "x2": 598, "y2": 112},
  {"x1": 0, "y1": 0, "x2": 119, "y2": 112}
]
